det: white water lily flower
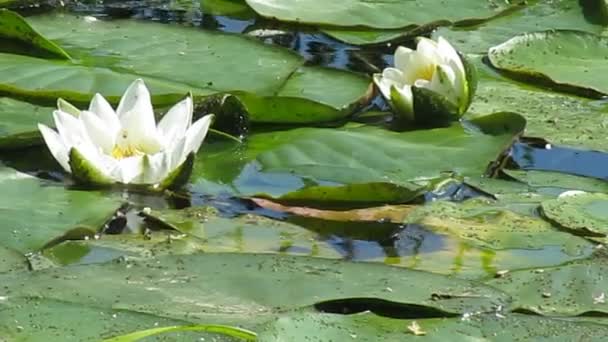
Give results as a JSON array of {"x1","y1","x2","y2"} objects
[
  {"x1": 38, "y1": 79, "x2": 213, "y2": 188},
  {"x1": 374, "y1": 36, "x2": 475, "y2": 124}
]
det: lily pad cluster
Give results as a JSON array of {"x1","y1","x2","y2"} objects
[{"x1": 2, "y1": 0, "x2": 608, "y2": 341}]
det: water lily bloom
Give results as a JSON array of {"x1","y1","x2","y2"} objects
[
  {"x1": 38, "y1": 79, "x2": 213, "y2": 189},
  {"x1": 374, "y1": 36, "x2": 476, "y2": 125}
]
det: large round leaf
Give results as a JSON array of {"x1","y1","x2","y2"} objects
[
  {"x1": 436, "y1": 0, "x2": 606, "y2": 54},
  {"x1": 541, "y1": 192, "x2": 608, "y2": 237},
  {"x1": 0, "y1": 97, "x2": 53, "y2": 149},
  {"x1": 0, "y1": 253, "x2": 511, "y2": 325},
  {"x1": 466, "y1": 55, "x2": 608, "y2": 152},
  {"x1": 244, "y1": 0, "x2": 510, "y2": 29},
  {"x1": 18, "y1": 14, "x2": 370, "y2": 123},
  {"x1": 257, "y1": 310, "x2": 608, "y2": 341},
  {"x1": 488, "y1": 30, "x2": 608, "y2": 97},
  {"x1": 0, "y1": 166, "x2": 121, "y2": 253},
  {"x1": 487, "y1": 253, "x2": 608, "y2": 316}
]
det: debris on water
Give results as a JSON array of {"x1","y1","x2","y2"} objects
[
  {"x1": 495, "y1": 269, "x2": 509, "y2": 278},
  {"x1": 407, "y1": 321, "x2": 426, "y2": 336},
  {"x1": 542, "y1": 292, "x2": 551, "y2": 298},
  {"x1": 594, "y1": 293, "x2": 605, "y2": 304}
]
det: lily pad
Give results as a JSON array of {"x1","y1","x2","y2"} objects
[
  {"x1": 257, "y1": 310, "x2": 608, "y2": 341},
  {"x1": 0, "y1": 253, "x2": 511, "y2": 325},
  {"x1": 504, "y1": 169, "x2": 608, "y2": 194},
  {"x1": 0, "y1": 97, "x2": 54, "y2": 149},
  {"x1": 19, "y1": 14, "x2": 370, "y2": 123},
  {"x1": 191, "y1": 113, "x2": 521, "y2": 199},
  {"x1": 407, "y1": 198, "x2": 593, "y2": 254},
  {"x1": 540, "y1": 192, "x2": 608, "y2": 237},
  {"x1": 466, "y1": 55, "x2": 608, "y2": 151},
  {"x1": 143, "y1": 206, "x2": 341, "y2": 258},
  {"x1": 0, "y1": 297, "x2": 216, "y2": 341},
  {"x1": 488, "y1": 30, "x2": 608, "y2": 98},
  {"x1": 244, "y1": 0, "x2": 510, "y2": 29},
  {"x1": 255, "y1": 119, "x2": 518, "y2": 188},
  {"x1": 0, "y1": 166, "x2": 121, "y2": 253},
  {"x1": 0, "y1": 245, "x2": 27, "y2": 274},
  {"x1": 487, "y1": 253, "x2": 608, "y2": 316},
  {"x1": 435, "y1": 0, "x2": 607, "y2": 54},
  {"x1": 0, "y1": 9, "x2": 70, "y2": 59}
]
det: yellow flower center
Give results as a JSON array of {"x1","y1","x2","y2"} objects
[
  {"x1": 111, "y1": 144, "x2": 143, "y2": 159},
  {"x1": 111, "y1": 129, "x2": 144, "y2": 159},
  {"x1": 413, "y1": 63, "x2": 435, "y2": 81}
]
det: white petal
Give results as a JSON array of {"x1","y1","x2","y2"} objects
[
  {"x1": 89, "y1": 93, "x2": 121, "y2": 136},
  {"x1": 437, "y1": 37, "x2": 465, "y2": 74},
  {"x1": 416, "y1": 37, "x2": 440, "y2": 62},
  {"x1": 426, "y1": 64, "x2": 459, "y2": 105},
  {"x1": 80, "y1": 110, "x2": 114, "y2": 154},
  {"x1": 38, "y1": 124, "x2": 71, "y2": 172},
  {"x1": 53, "y1": 110, "x2": 89, "y2": 148},
  {"x1": 116, "y1": 79, "x2": 153, "y2": 118},
  {"x1": 142, "y1": 152, "x2": 171, "y2": 184},
  {"x1": 115, "y1": 155, "x2": 145, "y2": 184},
  {"x1": 117, "y1": 79, "x2": 162, "y2": 154},
  {"x1": 373, "y1": 68, "x2": 403, "y2": 99},
  {"x1": 393, "y1": 46, "x2": 414, "y2": 71},
  {"x1": 183, "y1": 114, "x2": 214, "y2": 156},
  {"x1": 157, "y1": 96, "x2": 193, "y2": 149},
  {"x1": 168, "y1": 137, "x2": 187, "y2": 171}
]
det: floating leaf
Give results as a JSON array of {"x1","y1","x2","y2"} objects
[
  {"x1": 0, "y1": 253, "x2": 511, "y2": 326},
  {"x1": 540, "y1": 192, "x2": 608, "y2": 237},
  {"x1": 0, "y1": 166, "x2": 121, "y2": 253},
  {"x1": 244, "y1": 0, "x2": 511, "y2": 29},
  {"x1": 436, "y1": 0, "x2": 607, "y2": 54},
  {"x1": 487, "y1": 253, "x2": 608, "y2": 316},
  {"x1": 0, "y1": 9, "x2": 70, "y2": 59},
  {"x1": 488, "y1": 30, "x2": 608, "y2": 98}
]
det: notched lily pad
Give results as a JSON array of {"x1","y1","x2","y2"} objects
[
  {"x1": 488, "y1": 30, "x2": 608, "y2": 98},
  {"x1": 541, "y1": 192, "x2": 608, "y2": 237}
]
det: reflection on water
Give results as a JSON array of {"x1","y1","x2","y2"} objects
[{"x1": 511, "y1": 142, "x2": 608, "y2": 180}]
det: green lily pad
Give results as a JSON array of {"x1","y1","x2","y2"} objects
[
  {"x1": 191, "y1": 113, "x2": 521, "y2": 199},
  {"x1": 541, "y1": 192, "x2": 608, "y2": 237},
  {"x1": 0, "y1": 297, "x2": 216, "y2": 341},
  {"x1": 257, "y1": 310, "x2": 608, "y2": 341},
  {"x1": 19, "y1": 14, "x2": 370, "y2": 123},
  {"x1": 255, "y1": 119, "x2": 518, "y2": 188},
  {"x1": 143, "y1": 206, "x2": 341, "y2": 258},
  {"x1": 407, "y1": 198, "x2": 593, "y2": 254},
  {"x1": 487, "y1": 253, "x2": 608, "y2": 316},
  {"x1": 488, "y1": 30, "x2": 608, "y2": 98},
  {"x1": 0, "y1": 97, "x2": 54, "y2": 149},
  {"x1": 435, "y1": 0, "x2": 607, "y2": 54},
  {"x1": 0, "y1": 9, "x2": 70, "y2": 59},
  {"x1": 466, "y1": 55, "x2": 608, "y2": 152},
  {"x1": 244, "y1": 0, "x2": 511, "y2": 29},
  {"x1": 504, "y1": 169, "x2": 608, "y2": 194},
  {"x1": 0, "y1": 166, "x2": 121, "y2": 253},
  {"x1": 0, "y1": 245, "x2": 27, "y2": 274},
  {"x1": 0, "y1": 253, "x2": 511, "y2": 325}
]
